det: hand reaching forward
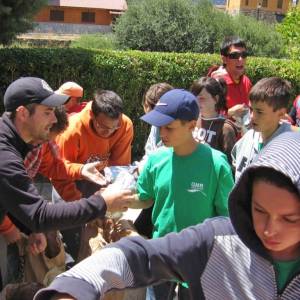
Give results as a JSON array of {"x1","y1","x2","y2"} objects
[
  {"x1": 81, "y1": 161, "x2": 109, "y2": 186},
  {"x1": 100, "y1": 186, "x2": 136, "y2": 212},
  {"x1": 27, "y1": 233, "x2": 47, "y2": 255},
  {"x1": 228, "y1": 103, "x2": 249, "y2": 119}
]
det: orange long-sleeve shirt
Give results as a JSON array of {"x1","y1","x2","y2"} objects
[
  {"x1": 38, "y1": 143, "x2": 83, "y2": 200},
  {"x1": 53, "y1": 101, "x2": 134, "y2": 201},
  {"x1": 0, "y1": 215, "x2": 15, "y2": 235}
]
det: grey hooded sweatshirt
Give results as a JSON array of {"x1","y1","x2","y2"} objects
[
  {"x1": 35, "y1": 132, "x2": 300, "y2": 300},
  {"x1": 231, "y1": 122, "x2": 292, "y2": 182}
]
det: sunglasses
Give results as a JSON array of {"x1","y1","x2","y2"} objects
[{"x1": 227, "y1": 51, "x2": 249, "y2": 59}]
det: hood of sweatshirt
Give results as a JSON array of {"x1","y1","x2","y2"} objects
[
  {"x1": 229, "y1": 131, "x2": 300, "y2": 260},
  {"x1": 0, "y1": 113, "x2": 34, "y2": 158}
]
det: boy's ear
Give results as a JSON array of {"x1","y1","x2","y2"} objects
[
  {"x1": 277, "y1": 107, "x2": 287, "y2": 118},
  {"x1": 188, "y1": 120, "x2": 197, "y2": 130}
]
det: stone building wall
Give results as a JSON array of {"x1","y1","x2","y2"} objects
[{"x1": 33, "y1": 22, "x2": 112, "y2": 34}]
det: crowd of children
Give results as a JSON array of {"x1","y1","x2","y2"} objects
[{"x1": 0, "y1": 36, "x2": 299, "y2": 300}]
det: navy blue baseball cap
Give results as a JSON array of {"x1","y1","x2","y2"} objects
[
  {"x1": 140, "y1": 89, "x2": 199, "y2": 126},
  {"x1": 4, "y1": 77, "x2": 70, "y2": 112}
]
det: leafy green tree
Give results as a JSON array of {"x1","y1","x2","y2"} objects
[
  {"x1": 277, "y1": 7, "x2": 300, "y2": 59},
  {"x1": 0, "y1": 0, "x2": 46, "y2": 44},
  {"x1": 114, "y1": 0, "x2": 236, "y2": 53},
  {"x1": 232, "y1": 15, "x2": 285, "y2": 58},
  {"x1": 114, "y1": 0, "x2": 198, "y2": 52},
  {"x1": 191, "y1": 1, "x2": 235, "y2": 53},
  {"x1": 114, "y1": 0, "x2": 285, "y2": 58}
]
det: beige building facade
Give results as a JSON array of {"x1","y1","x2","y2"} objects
[
  {"x1": 226, "y1": 0, "x2": 292, "y2": 22},
  {"x1": 33, "y1": 0, "x2": 127, "y2": 34}
]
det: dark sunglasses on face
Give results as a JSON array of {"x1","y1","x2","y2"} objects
[{"x1": 227, "y1": 51, "x2": 249, "y2": 59}]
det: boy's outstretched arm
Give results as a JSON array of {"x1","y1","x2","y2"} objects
[
  {"x1": 128, "y1": 194, "x2": 154, "y2": 209},
  {"x1": 34, "y1": 219, "x2": 221, "y2": 300}
]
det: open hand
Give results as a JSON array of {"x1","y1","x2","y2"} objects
[
  {"x1": 228, "y1": 104, "x2": 249, "y2": 119},
  {"x1": 81, "y1": 161, "x2": 108, "y2": 186}
]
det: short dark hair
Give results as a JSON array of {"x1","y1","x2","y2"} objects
[
  {"x1": 51, "y1": 105, "x2": 68, "y2": 134},
  {"x1": 220, "y1": 36, "x2": 247, "y2": 56},
  {"x1": 25, "y1": 103, "x2": 37, "y2": 115},
  {"x1": 91, "y1": 90, "x2": 123, "y2": 119},
  {"x1": 143, "y1": 83, "x2": 174, "y2": 111},
  {"x1": 250, "y1": 167, "x2": 299, "y2": 199},
  {"x1": 190, "y1": 77, "x2": 227, "y2": 112},
  {"x1": 249, "y1": 77, "x2": 291, "y2": 111}
]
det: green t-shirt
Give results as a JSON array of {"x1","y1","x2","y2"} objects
[
  {"x1": 274, "y1": 258, "x2": 300, "y2": 293},
  {"x1": 137, "y1": 143, "x2": 234, "y2": 238}
]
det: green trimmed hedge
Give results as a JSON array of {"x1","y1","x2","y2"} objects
[{"x1": 1, "y1": 48, "x2": 300, "y2": 159}]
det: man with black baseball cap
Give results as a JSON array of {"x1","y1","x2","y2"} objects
[
  {"x1": 3, "y1": 77, "x2": 71, "y2": 144},
  {"x1": 0, "y1": 77, "x2": 134, "y2": 284},
  {"x1": 129, "y1": 89, "x2": 234, "y2": 299}
]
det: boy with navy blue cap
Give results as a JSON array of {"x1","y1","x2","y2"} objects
[
  {"x1": 140, "y1": 89, "x2": 199, "y2": 126},
  {"x1": 130, "y1": 89, "x2": 234, "y2": 299}
]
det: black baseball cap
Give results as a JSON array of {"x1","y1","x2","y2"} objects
[
  {"x1": 140, "y1": 89, "x2": 199, "y2": 127},
  {"x1": 4, "y1": 77, "x2": 70, "y2": 112}
]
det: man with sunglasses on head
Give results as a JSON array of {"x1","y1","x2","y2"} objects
[{"x1": 211, "y1": 36, "x2": 252, "y2": 123}]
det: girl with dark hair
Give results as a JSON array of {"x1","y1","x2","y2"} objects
[{"x1": 190, "y1": 76, "x2": 237, "y2": 164}]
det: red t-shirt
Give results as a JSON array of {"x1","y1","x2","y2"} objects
[{"x1": 221, "y1": 73, "x2": 252, "y2": 109}]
